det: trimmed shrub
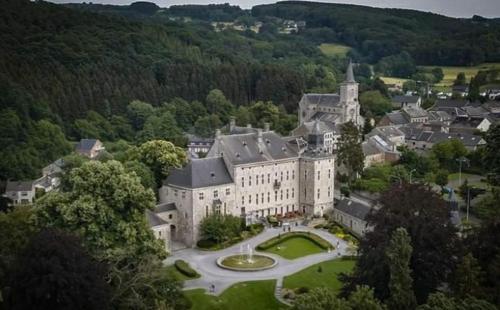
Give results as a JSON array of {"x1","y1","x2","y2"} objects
[
  {"x1": 196, "y1": 239, "x2": 216, "y2": 249},
  {"x1": 296, "y1": 287, "x2": 310, "y2": 294},
  {"x1": 314, "y1": 224, "x2": 324, "y2": 229},
  {"x1": 256, "y1": 232, "x2": 331, "y2": 251},
  {"x1": 174, "y1": 260, "x2": 198, "y2": 278}
]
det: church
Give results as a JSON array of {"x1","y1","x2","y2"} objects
[{"x1": 148, "y1": 63, "x2": 361, "y2": 250}]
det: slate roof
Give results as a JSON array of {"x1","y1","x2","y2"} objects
[
  {"x1": 403, "y1": 129, "x2": 485, "y2": 147},
  {"x1": 146, "y1": 210, "x2": 168, "y2": 227},
  {"x1": 5, "y1": 181, "x2": 34, "y2": 192},
  {"x1": 362, "y1": 141, "x2": 382, "y2": 156},
  {"x1": 335, "y1": 199, "x2": 372, "y2": 221},
  {"x1": 368, "y1": 126, "x2": 405, "y2": 139},
  {"x1": 392, "y1": 95, "x2": 420, "y2": 104},
  {"x1": 165, "y1": 157, "x2": 232, "y2": 189},
  {"x1": 156, "y1": 202, "x2": 177, "y2": 213},
  {"x1": 402, "y1": 107, "x2": 429, "y2": 118},
  {"x1": 301, "y1": 94, "x2": 341, "y2": 108},
  {"x1": 76, "y1": 139, "x2": 99, "y2": 152},
  {"x1": 208, "y1": 131, "x2": 299, "y2": 165},
  {"x1": 450, "y1": 118, "x2": 487, "y2": 129},
  {"x1": 293, "y1": 120, "x2": 339, "y2": 137},
  {"x1": 384, "y1": 111, "x2": 409, "y2": 125}
]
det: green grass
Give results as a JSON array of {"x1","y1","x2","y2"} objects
[
  {"x1": 283, "y1": 259, "x2": 355, "y2": 292},
  {"x1": 421, "y1": 63, "x2": 500, "y2": 88},
  {"x1": 379, "y1": 76, "x2": 409, "y2": 86},
  {"x1": 319, "y1": 43, "x2": 351, "y2": 57},
  {"x1": 448, "y1": 172, "x2": 481, "y2": 181},
  {"x1": 185, "y1": 280, "x2": 288, "y2": 310},
  {"x1": 260, "y1": 235, "x2": 329, "y2": 259}
]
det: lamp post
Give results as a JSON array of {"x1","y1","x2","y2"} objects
[{"x1": 456, "y1": 157, "x2": 469, "y2": 187}]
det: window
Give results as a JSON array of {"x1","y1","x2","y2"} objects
[
  {"x1": 304, "y1": 170, "x2": 307, "y2": 179},
  {"x1": 224, "y1": 203, "x2": 227, "y2": 215},
  {"x1": 267, "y1": 174, "x2": 271, "y2": 183},
  {"x1": 280, "y1": 190, "x2": 283, "y2": 200},
  {"x1": 249, "y1": 195, "x2": 252, "y2": 204},
  {"x1": 292, "y1": 188, "x2": 295, "y2": 198},
  {"x1": 241, "y1": 177, "x2": 244, "y2": 187},
  {"x1": 261, "y1": 193, "x2": 264, "y2": 204},
  {"x1": 286, "y1": 171, "x2": 289, "y2": 180},
  {"x1": 168, "y1": 214, "x2": 173, "y2": 219},
  {"x1": 328, "y1": 186, "x2": 331, "y2": 197},
  {"x1": 317, "y1": 189, "x2": 320, "y2": 199},
  {"x1": 328, "y1": 169, "x2": 331, "y2": 179},
  {"x1": 174, "y1": 190, "x2": 178, "y2": 197},
  {"x1": 241, "y1": 196, "x2": 245, "y2": 205},
  {"x1": 267, "y1": 192, "x2": 270, "y2": 203},
  {"x1": 182, "y1": 191, "x2": 186, "y2": 199},
  {"x1": 213, "y1": 190, "x2": 218, "y2": 198},
  {"x1": 205, "y1": 205, "x2": 209, "y2": 216},
  {"x1": 249, "y1": 176, "x2": 252, "y2": 186},
  {"x1": 256, "y1": 175, "x2": 259, "y2": 185},
  {"x1": 317, "y1": 171, "x2": 320, "y2": 180},
  {"x1": 226, "y1": 188, "x2": 231, "y2": 195},
  {"x1": 256, "y1": 194, "x2": 259, "y2": 205},
  {"x1": 275, "y1": 191, "x2": 278, "y2": 202},
  {"x1": 286, "y1": 189, "x2": 289, "y2": 199},
  {"x1": 261, "y1": 174, "x2": 264, "y2": 184},
  {"x1": 199, "y1": 193, "x2": 204, "y2": 200},
  {"x1": 292, "y1": 170, "x2": 295, "y2": 180},
  {"x1": 280, "y1": 172, "x2": 283, "y2": 182},
  {"x1": 214, "y1": 204, "x2": 221, "y2": 214}
]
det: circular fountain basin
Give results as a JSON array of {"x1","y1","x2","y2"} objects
[{"x1": 216, "y1": 254, "x2": 277, "y2": 271}]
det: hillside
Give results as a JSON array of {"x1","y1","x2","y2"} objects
[{"x1": 252, "y1": 1, "x2": 500, "y2": 66}]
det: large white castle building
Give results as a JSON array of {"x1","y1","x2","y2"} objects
[{"x1": 148, "y1": 62, "x2": 361, "y2": 249}]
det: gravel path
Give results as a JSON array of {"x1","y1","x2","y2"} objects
[{"x1": 164, "y1": 225, "x2": 350, "y2": 295}]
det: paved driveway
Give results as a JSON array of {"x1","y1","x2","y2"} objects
[{"x1": 165, "y1": 225, "x2": 350, "y2": 295}]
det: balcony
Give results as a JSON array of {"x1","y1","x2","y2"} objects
[{"x1": 273, "y1": 180, "x2": 281, "y2": 190}]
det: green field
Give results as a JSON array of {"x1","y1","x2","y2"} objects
[
  {"x1": 319, "y1": 43, "x2": 351, "y2": 57},
  {"x1": 379, "y1": 76, "x2": 409, "y2": 86},
  {"x1": 283, "y1": 259, "x2": 355, "y2": 292},
  {"x1": 262, "y1": 236, "x2": 327, "y2": 259},
  {"x1": 185, "y1": 280, "x2": 287, "y2": 310},
  {"x1": 421, "y1": 63, "x2": 500, "y2": 88}
]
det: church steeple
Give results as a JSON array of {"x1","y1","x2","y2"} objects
[{"x1": 345, "y1": 59, "x2": 356, "y2": 83}]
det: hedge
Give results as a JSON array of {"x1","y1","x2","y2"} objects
[
  {"x1": 174, "y1": 259, "x2": 198, "y2": 278},
  {"x1": 256, "y1": 232, "x2": 332, "y2": 251}
]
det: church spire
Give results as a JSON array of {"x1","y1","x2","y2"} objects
[{"x1": 345, "y1": 59, "x2": 356, "y2": 83}]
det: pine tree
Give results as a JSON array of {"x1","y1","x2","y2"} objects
[
  {"x1": 337, "y1": 121, "x2": 364, "y2": 181},
  {"x1": 386, "y1": 227, "x2": 417, "y2": 310},
  {"x1": 453, "y1": 253, "x2": 482, "y2": 298}
]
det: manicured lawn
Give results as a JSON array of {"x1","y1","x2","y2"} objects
[
  {"x1": 319, "y1": 43, "x2": 351, "y2": 57},
  {"x1": 283, "y1": 258, "x2": 355, "y2": 292},
  {"x1": 261, "y1": 235, "x2": 329, "y2": 259},
  {"x1": 185, "y1": 280, "x2": 288, "y2": 310}
]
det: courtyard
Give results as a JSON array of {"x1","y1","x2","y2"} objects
[{"x1": 165, "y1": 225, "x2": 353, "y2": 308}]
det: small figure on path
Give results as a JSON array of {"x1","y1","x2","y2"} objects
[
  {"x1": 288, "y1": 226, "x2": 291, "y2": 232},
  {"x1": 210, "y1": 284, "x2": 215, "y2": 293}
]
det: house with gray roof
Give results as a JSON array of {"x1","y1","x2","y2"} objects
[
  {"x1": 391, "y1": 95, "x2": 421, "y2": 109},
  {"x1": 333, "y1": 198, "x2": 374, "y2": 237},
  {"x1": 75, "y1": 139, "x2": 104, "y2": 159},
  {"x1": 3, "y1": 181, "x2": 35, "y2": 205}
]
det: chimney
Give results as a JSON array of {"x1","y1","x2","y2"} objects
[
  {"x1": 246, "y1": 124, "x2": 252, "y2": 128},
  {"x1": 229, "y1": 117, "x2": 236, "y2": 132},
  {"x1": 264, "y1": 122, "x2": 270, "y2": 132}
]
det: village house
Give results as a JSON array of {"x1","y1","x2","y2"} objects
[
  {"x1": 75, "y1": 138, "x2": 104, "y2": 159},
  {"x1": 333, "y1": 198, "x2": 373, "y2": 237},
  {"x1": 3, "y1": 181, "x2": 35, "y2": 205},
  {"x1": 391, "y1": 95, "x2": 421, "y2": 109}
]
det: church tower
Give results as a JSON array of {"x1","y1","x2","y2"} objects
[{"x1": 340, "y1": 60, "x2": 360, "y2": 126}]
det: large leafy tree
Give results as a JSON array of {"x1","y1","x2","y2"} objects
[
  {"x1": 138, "y1": 140, "x2": 187, "y2": 188},
  {"x1": 5, "y1": 228, "x2": 111, "y2": 310},
  {"x1": 359, "y1": 90, "x2": 392, "y2": 117},
  {"x1": 137, "y1": 111, "x2": 186, "y2": 145},
  {"x1": 293, "y1": 286, "x2": 384, "y2": 310},
  {"x1": 386, "y1": 228, "x2": 417, "y2": 310},
  {"x1": 483, "y1": 124, "x2": 500, "y2": 185},
  {"x1": 199, "y1": 214, "x2": 243, "y2": 244},
  {"x1": 206, "y1": 89, "x2": 234, "y2": 124},
  {"x1": 34, "y1": 160, "x2": 164, "y2": 260},
  {"x1": 417, "y1": 292, "x2": 496, "y2": 310},
  {"x1": 452, "y1": 253, "x2": 482, "y2": 298},
  {"x1": 337, "y1": 121, "x2": 364, "y2": 181},
  {"x1": 341, "y1": 183, "x2": 460, "y2": 303},
  {"x1": 431, "y1": 139, "x2": 468, "y2": 172}
]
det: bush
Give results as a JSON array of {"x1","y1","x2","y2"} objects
[
  {"x1": 317, "y1": 265, "x2": 323, "y2": 273},
  {"x1": 322, "y1": 214, "x2": 330, "y2": 221},
  {"x1": 196, "y1": 239, "x2": 216, "y2": 249},
  {"x1": 256, "y1": 232, "x2": 331, "y2": 251},
  {"x1": 314, "y1": 224, "x2": 324, "y2": 229},
  {"x1": 174, "y1": 260, "x2": 198, "y2": 278},
  {"x1": 296, "y1": 287, "x2": 310, "y2": 294},
  {"x1": 340, "y1": 185, "x2": 351, "y2": 197},
  {"x1": 328, "y1": 225, "x2": 342, "y2": 234}
]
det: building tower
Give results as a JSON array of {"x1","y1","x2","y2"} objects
[{"x1": 340, "y1": 60, "x2": 360, "y2": 126}]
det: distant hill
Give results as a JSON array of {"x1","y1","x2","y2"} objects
[{"x1": 251, "y1": 1, "x2": 500, "y2": 66}]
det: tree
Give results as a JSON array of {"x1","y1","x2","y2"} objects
[
  {"x1": 337, "y1": 121, "x2": 364, "y2": 181},
  {"x1": 138, "y1": 140, "x2": 187, "y2": 188},
  {"x1": 359, "y1": 91, "x2": 392, "y2": 117},
  {"x1": 292, "y1": 287, "x2": 350, "y2": 310},
  {"x1": 431, "y1": 68, "x2": 444, "y2": 83},
  {"x1": 124, "y1": 160, "x2": 156, "y2": 190},
  {"x1": 452, "y1": 253, "x2": 482, "y2": 298},
  {"x1": 341, "y1": 183, "x2": 459, "y2": 303},
  {"x1": 386, "y1": 228, "x2": 417, "y2": 310},
  {"x1": 417, "y1": 292, "x2": 496, "y2": 310},
  {"x1": 34, "y1": 160, "x2": 164, "y2": 261},
  {"x1": 483, "y1": 124, "x2": 500, "y2": 185},
  {"x1": 348, "y1": 285, "x2": 385, "y2": 310},
  {"x1": 127, "y1": 100, "x2": 155, "y2": 130},
  {"x1": 474, "y1": 188, "x2": 500, "y2": 220},
  {"x1": 199, "y1": 214, "x2": 243, "y2": 244},
  {"x1": 435, "y1": 169, "x2": 449, "y2": 188},
  {"x1": 5, "y1": 228, "x2": 111, "y2": 310},
  {"x1": 137, "y1": 111, "x2": 186, "y2": 146},
  {"x1": 194, "y1": 114, "x2": 222, "y2": 138},
  {"x1": 454, "y1": 72, "x2": 467, "y2": 86},
  {"x1": 431, "y1": 139, "x2": 468, "y2": 172},
  {"x1": 206, "y1": 89, "x2": 234, "y2": 124}
]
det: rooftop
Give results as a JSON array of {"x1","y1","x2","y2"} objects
[
  {"x1": 300, "y1": 94, "x2": 341, "y2": 108},
  {"x1": 155, "y1": 202, "x2": 177, "y2": 213},
  {"x1": 335, "y1": 199, "x2": 373, "y2": 221},
  {"x1": 75, "y1": 139, "x2": 99, "y2": 152},
  {"x1": 5, "y1": 180, "x2": 34, "y2": 192},
  {"x1": 392, "y1": 95, "x2": 420, "y2": 103},
  {"x1": 165, "y1": 157, "x2": 233, "y2": 189},
  {"x1": 146, "y1": 210, "x2": 168, "y2": 227}
]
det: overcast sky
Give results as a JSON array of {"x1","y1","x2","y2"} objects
[{"x1": 51, "y1": 0, "x2": 500, "y2": 18}]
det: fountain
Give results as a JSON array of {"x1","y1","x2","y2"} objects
[{"x1": 217, "y1": 243, "x2": 277, "y2": 271}]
